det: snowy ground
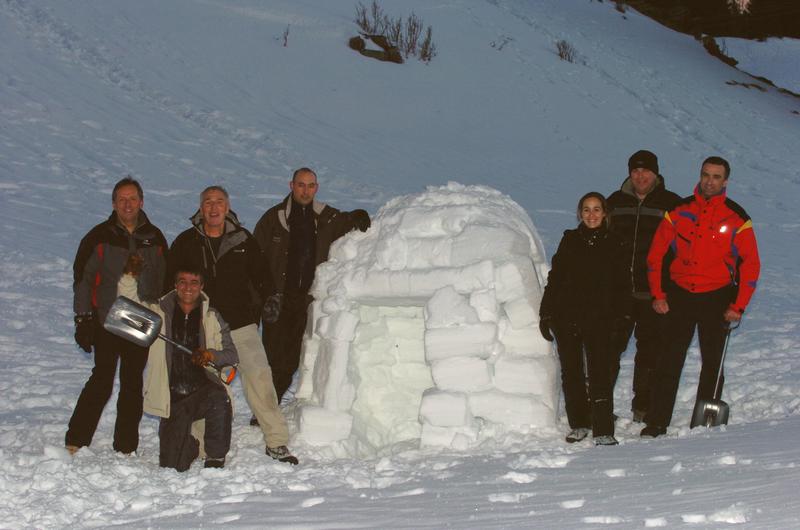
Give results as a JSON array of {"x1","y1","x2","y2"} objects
[{"x1": 1, "y1": 0, "x2": 799, "y2": 528}]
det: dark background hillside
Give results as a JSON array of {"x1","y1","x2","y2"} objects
[{"x1": 624, "y1": 0, "x2": 800, "y2": 38}]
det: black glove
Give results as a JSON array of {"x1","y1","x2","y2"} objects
[
  {"x1": 262, "y1": 293, "x2": 283, "y2": 324},
  {"x1": 539, "y1": 316, "x2": 554, "y2": 342},
  {"x1": 352, "y1": 209, "x2": 371, "y2": 232},
  {"x1": 74, "y1": 313, "x2": 95, "y2": 353}
]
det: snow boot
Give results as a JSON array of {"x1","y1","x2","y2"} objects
[
  {"x1": 594, "y1": 435, "x2": 619, "y2": 446},
  {"x1": 640, "y1": 425, "x2": 666, "y2": 438},
  {"x1": 204, "y1": 457, "x2": 225, "y2": 469},
  {"x1": 565, "y1": 427, "x2": 590, "y2": 443},
  {"x1": 266, "y1": 445, "x2": 299, "y2": 465}
]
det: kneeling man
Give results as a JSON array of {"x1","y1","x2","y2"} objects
[{"x1": 119, "y1": 255, "x2": 238, "y2": 471}]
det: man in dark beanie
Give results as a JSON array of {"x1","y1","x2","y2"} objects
[{"x1": 607, "y1": 150, "x2": 681, "y2": 422}]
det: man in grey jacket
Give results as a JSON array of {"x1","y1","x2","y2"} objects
[{"x1": 66, "y1": 177, "x2": 167, "y2": 455}]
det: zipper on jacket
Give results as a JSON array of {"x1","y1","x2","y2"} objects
[{"x1": 629, "y1": 200, "x2": 643, "y2": 294}]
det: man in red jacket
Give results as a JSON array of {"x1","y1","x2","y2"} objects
[{"x1": 641, "y1": 156, "x2": 760, "y2": 437}]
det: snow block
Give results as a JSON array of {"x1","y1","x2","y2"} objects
[
  {"x1": 424, "y1": 322, "x2": 497, "y2": 362},
  {"x1": 469, "y1": 390, "x2": 555, "y2": 427},
  {"x1": 295, "y1": 337, "x2": 320, "y2": 400},
  {"x1": 503, "y1": 296, "x2": 538, "y2": 329},
  {"x1": 298, "y1": 406, "x2": 354, "y2": 444},
  {"x1": 334, "y1": 261, "x2": 495, "y2": 305},
  {"x1": 430, "y1": 357, "x2": 492, "y2": 392},
  {"x1": 498, "y1": 318, "x2": 552, "y2": 357},
  {"x1": 424, "y1": 285, "x2": 479, "y2": 329},
  {"x1": 494, "y1": 258, "x2": 540, "y2": 303},
  {"x1": 419, "y1": 389, "x2": 471, "y2": 427},
  {"x1": 420, "y1": 423, "x2": 479, "y2": 449},
  {"x1": 316, "y1": 310, "x2": 360, "y2": 342},
  {"x1": 451, "y1": 225, "x2": 532, "y2": 265},
  {"x1": 312, "y1": 339, "x2": 356, "y2": 411},
  {"x1": 494, "y1": 356, "x2": 559, "y2": 402},
  {"x1": 469, "y1": 289, "x2": 499, "y2": 323}
]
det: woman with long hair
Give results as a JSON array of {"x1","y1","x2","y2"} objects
[{"x1": 539, "y1": 192, "x2": 631, "y2": 445}]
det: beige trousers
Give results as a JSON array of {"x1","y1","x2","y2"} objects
[{"x1": 230, "y1": 324, "x2": 288, "y2": 446}]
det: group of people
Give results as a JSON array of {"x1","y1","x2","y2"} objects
[
  {"x1": 65, "y1": 168, "x2": 370, "y2": 471},
  {"x1": 539, "y1": 151, "x2": 760, "y2": 445},
  {"x1": 63, "y1": 153, "x2": 760, "y2": 469}
]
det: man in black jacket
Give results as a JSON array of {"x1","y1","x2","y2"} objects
[
  {"x1": 66, "y1": 176, "x2": 167, "y2": 455},
  {"x1": 253, "y1": 168, "x2": 371, "y2": 403},
  {"x1": 607, "y1": 150, "x2": 681, "y2": 422},
  {"x1": 167, "y1": 186, "x2": 297, "y2": 464}
]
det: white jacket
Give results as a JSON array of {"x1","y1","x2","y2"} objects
[{"x1": 117, "y1": 274, "x2": 237, "y2": 418}]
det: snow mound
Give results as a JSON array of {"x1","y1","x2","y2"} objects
[{"x1": 293, "y1": 183, "x2": 559, "y2": 456}]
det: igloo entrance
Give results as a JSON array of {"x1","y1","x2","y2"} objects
[{"x1": 293, "y1": 184, "x2": 559, "y2": 455}]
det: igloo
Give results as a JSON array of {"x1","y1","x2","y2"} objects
[{"x1": 292, "y1": 183, "x2": 558, "y2": 455}]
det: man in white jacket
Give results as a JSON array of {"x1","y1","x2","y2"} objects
[{"x1": 120, "y1": 255, "x2": 238, "y2": 471}]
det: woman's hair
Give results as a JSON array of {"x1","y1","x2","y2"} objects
[{"x1": 576, "y1": 191, "x2": 609, "y2": 227}]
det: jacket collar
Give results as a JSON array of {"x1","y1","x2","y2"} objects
[
  {"x1": 619, "y1": 174, "x2": 667, "y2": 199},
  {"x1": 278, "y1": 193, "x2": 327, "y2": 231},
  {"x1": 109, "y1": 210, "x2": 151, "y2": 232},
  {"x1": 693, "y1": 183, "x2": 727, "y2": 206},
  {"x1": 189, "y1": 209, "x2": 243, "y2": 235}
]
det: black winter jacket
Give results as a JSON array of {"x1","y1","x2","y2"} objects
[
  {"x1": 539, "y1": 225, "x2": 631, "y2": 329},
  {"x1": 166, "y1": 211, "x2": 267, "y2": 331},
  {"x1": 73, "y1": 211, "x2": 167, "y2": 321},
  {"x1": 253, "y1": 194, "x2": 366, "y2": 296},
  {"x1": 607, "y1": 175, "x2": 681, "y2": 297}
]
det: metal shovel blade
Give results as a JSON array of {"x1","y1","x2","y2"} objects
[
  {"x1": 103, "y1": 296, "x2": 163, "y2": 348},
  {"x1": 690, "y1": 398, "x2": 730, "y2": 428}
]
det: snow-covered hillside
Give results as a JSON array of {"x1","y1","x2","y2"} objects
[{"x1": 1, "y1": 0, "x2": 798, "y2": 527}]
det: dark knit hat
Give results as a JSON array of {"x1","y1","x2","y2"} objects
[{"x1": 628, "y1": 150, "x2": 659, "y2": 175}]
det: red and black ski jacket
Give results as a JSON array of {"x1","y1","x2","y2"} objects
[
  {"x1": 647, "y1": 185, "x2": 760, "y2": 314},
  {"x1": 73, "y1": 211, "x2": 167, "y2": 321}
]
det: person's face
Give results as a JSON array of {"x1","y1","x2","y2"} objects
[
  {"x1": 580, "y1": 197, "x2": 606, "y2": 229},
  {"x1": 630, "y1": 167, "x2": 657, "y2": 198},
  {"x1": 175, "y1": 272, "x2": 203, "y2": 307},
  {"x1": 201, "y1": 190, "x2": 230, "y2": 231},
  {"x1": 699, "y1": 163, "x2": 728, "y2": 198},
  {"x1": 290, "y1": 171, "x2": 318, "y2": 206},
  {"x1": 113, "y1": 184, "x2": 143, "y2": 228}
]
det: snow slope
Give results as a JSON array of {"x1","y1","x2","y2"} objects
[
  {"x1": 1, "y1": 0, "x2": 799, "y2": 527},
  {"x1": 720, "y1": 37, "x2": 800, "y2": 93}
]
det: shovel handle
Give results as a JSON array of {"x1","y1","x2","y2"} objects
[{"x1": 159, "y1": 334, "x2": 194, "y2": 355}]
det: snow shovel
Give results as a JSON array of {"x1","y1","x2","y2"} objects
[
  {"x1": 104, "y1": 296, "x2": 237, "y2": 385},
  {"x1": 689, "y1": 320, "x2": 740, "y2": 429}
]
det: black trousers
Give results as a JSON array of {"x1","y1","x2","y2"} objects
[
  {"x1": 645, "y1": 285, "x2": 733, "y2": 428},
  {"x1": 159, "y1": 383, "x2": 232, "y2": 472},
  {"x1": 262, "y1": 291, "x2": 311, "y2": 401},
  {"x1": 65, "y1": 325, "x2": 148, "y2": 453},
  {"x1": 612, "y1": 296, "x2": 669, "y2": 413},
  {"x1": 554, "y1": 322, "x2": 615, "y2": 437}
]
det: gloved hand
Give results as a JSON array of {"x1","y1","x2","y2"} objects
[
  {"x1": 539, "y1": 316, "x2": 554, "y2": 342},
  {"x1": 123, "y1": 253, "x2": 144, "y2": 277},
  {"x1": 262, "y1": 293, "x2": 283, "y2": 324},
  {"x1": 191, "y1": 348, "x2": 215, "y2": 367},
  {"x1": 74, "y1": 313, "x2": 95, "y2": 353},
  {"x1": 352, "y1": 209, "x2": 371, "y2": 232}
]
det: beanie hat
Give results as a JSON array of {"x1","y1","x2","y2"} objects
[{"x1": 628, "y1": 150, "x2": 659, "y2": 175}]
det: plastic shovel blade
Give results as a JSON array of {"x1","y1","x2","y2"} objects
[
  {"x1": 103, "y1": 296, "x2": 163, "y2": 348},
  {"x1": 690, "y1": 398, "x2": 730, "y2": 429}
]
